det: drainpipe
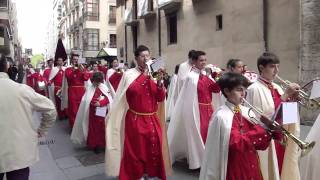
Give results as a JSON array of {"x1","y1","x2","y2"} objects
[
  {"x1": 263, "y1": 0, "x2": 268, "y2": 52},
  {"x1": 158, "y1": 8, "x2": 161, "y2": 56},
  {"x1": 124, "y1": 1, "x2": 128, "y2": 61}
]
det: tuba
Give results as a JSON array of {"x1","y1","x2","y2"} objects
[
  {"x1": 275, "y1": 75, "x2": 320, "y2": 109},
  {"x1": 242, "y1": 98, "x2": 315, "y2": 156}
]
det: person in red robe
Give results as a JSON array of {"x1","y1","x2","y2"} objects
[
  {"x1": 200, "y1": 72, "x2": 274, "y2": 180},
  {"x1": 43, "y1": 59, "x2": 53, "y2": 82},
  {"x1": 24, "y1": 64, "x2": 34, "y2": 88},
  {"x1": 246, "y1": 52, "x2": 301, "y2": 179},
  {"x1": 31, "y1": 67, "x2": 47, "y2": 96},
  {"x1": 64, "y1": 54, "x2": 90, "y2": 127},
  {"x1": 98, "y1": 61, "x2": 108, "y2": 78},
  {"x1": 87, "y1": 73, "x2": 110, "y2": 152},
  {"x1": 48, "y1": 57, "x2": 67, "y2": 120},
  {"x1": 107, "y1": 59, "x2": 123, "y2": 91},
  {"x1": 193, "y1": 51, "x2": 221, "y2": 144},
  {"x1": 43, "y1": 59, "x2": 54, "y2": 97},
  {"x1": 106, "y1": 45, "x2": 171, "y2": 180}
]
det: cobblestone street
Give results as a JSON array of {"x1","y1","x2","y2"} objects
[{"x1": 27, "y1": 118, "x2": 312, "y2": 180}]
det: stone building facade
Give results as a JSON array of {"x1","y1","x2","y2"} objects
[{"x1": 116, "y1": 0, "x2": 300, "y2": 82}]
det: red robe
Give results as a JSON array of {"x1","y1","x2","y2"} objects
[
  {"x1": 119, "y1": 74, "x2": 166, "y2": 180},
  {"x1": 26, "y1": 69, "x2": 34, "y2": 88},
  {"x1": 197, "y1": 74, "x2": 220, "y2": 144},
  {"x1": 51, "y1": 68, "x2": 66, "y2": 119},
  {"x1": 43, "y1": 68, "x2": 52, "y2": 97},
  {"x1": 259, "y1": 78, "x2": 285, "y2": 174},
  {"x1": 31, "y1": 72, "x2": 47, "y2": 96},
  {"x1": 98, "y1": 65, "x2": 108, "y2": 79},
  {"x1": 43, "y1": 68, "x2": 51, "y2": 83},
  {"x1": 65, "y1": 67, "x2": 90, "y2": 127},
  {"x1": 87, "y1": 88, "x2": 109, "y2": 149},
  {"x1": 109, "y1": 72, "x2": 122, "y2": 91},
  {"x1": 226, "y1": 112, "x2": 271, "y2": 180}
]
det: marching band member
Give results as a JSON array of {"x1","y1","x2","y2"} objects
[
  {"x1": 107, "y1": 59, "x2": 122, "y2": 91},
  {"x1": 43, "y1": 59, "x2": 53, "y2": 83},
  {"x1": 226, "y1": 59, "x2": 244, "y2": 74},
  {"x1": 48, "y1": 57, "x2": 67, "y2": 120},
  {"x1": 71, "y1": 72, "x2": 113, "y2": 153},
  {"x1": 23, "y1": 63, "x2": 35, "y2": 88},
  {"x1": 246, "y1": 52, "x2": 301, "y2": 180},
  {"x1": 61, "y1": 54, "x2": 90, "y2": 127},
  {"x1": 171, "y1": 50, "x2": 196, "y2": 106},
  {"x1": 200, "y1": 72, "x2": 272, "y2": 180},
  {"x1": 105, "y1": 45, "x2": 171, "y2": 180},
  {"x1": 168, "y1": 51, "x2": 220, "y2": 170},
  {"x1": 31, "y1": 65, "x2": 47, "y2": 96}
]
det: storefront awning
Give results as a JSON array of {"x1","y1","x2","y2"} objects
[{"x1": 97, "y1": 48, "x2": 117, "y2": 58}]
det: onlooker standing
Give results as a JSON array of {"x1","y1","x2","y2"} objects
[{"x1": 0, "y1": 55, "x2": 57, "y2": 180}]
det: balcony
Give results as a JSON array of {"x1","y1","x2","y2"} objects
[
  {"x1": 138, "y1": 0, "x2": 156, "y2": 19},
  {"x1": 124, "y1": 8, "x2": 139, "y2": 26},
  {"x1": 158, "y1": 0, "x2": 181, "y2": 12}
]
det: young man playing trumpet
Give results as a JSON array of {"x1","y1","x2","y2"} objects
[
  {"x1": 200, "y1": 72, "x2": 273, "y2": 180},
  {"x1": 61, "y1": 53, "x2": 90, "y2": 127},
  {"x1": 246, "y1": 52, "x2": 301, "y2": 180}
]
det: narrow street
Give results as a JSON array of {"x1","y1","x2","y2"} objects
[
  {"x1": 29, "y1": 118, "x2": 200, "y2": 180},
  {"x1": 28, "y1": 117, "x2": 312, "y2": 180}
]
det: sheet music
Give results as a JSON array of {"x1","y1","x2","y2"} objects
[
  {"x1": 95, "y1": 106, "x2": 107, "y2": 117},
  {"x1": 282, "y1": 102, "x2": 299, "y2": 124},
  {"x1": 150, "y1": 57, "x2": 164, "y2": 72}
]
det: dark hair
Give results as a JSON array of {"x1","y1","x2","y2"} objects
[
  {"x1": 257, "y1": 52, "x2": 280, "y2": 73},
  {"x1": 0, "y1": 55, "x2": 7, "y2": 72},
  {"x1": 188, "y1": 50, "x2": 197, "y2": 59},
  {"x1": 134, "y1": 45, "x2": 149, "y2": 57},
  {"x1": 192, "y1": 51, "x2": 206, "y2": 61},
  {"x1": 91, "y1": 72, "x2": 104, "y2": 83},
  {"x1": 174, "y1": 64, "x2": 180, "y2": 74},
  {"x1": 226, "y1": 59, "x2": 242, "y2": 70},
  {"x1": 71, "y1": 53, "x2": 79, "y2": 60},
  {"x1": 217, "y1": 72, "x2": 250, "y2": 97}
]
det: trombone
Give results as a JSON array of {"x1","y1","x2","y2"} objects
[
  {"x1": 275, "y1": 75, "x2": 320, "y2": 109},
  {"x1": 242, "y1": 98, "x2": 315, "y2": 157}
]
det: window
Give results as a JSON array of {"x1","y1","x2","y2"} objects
[
  {"x1": 167, "y1": 13, "x2": 177, "y2": 44},
  {"x1": 147, "y1": 0, "x2": 153, "y2": 11},
  {"x1": 109, "y1": 6, "x2": 116, "y2": 24},
  {"x1": 85, "y1": 0, "x2": 99, "y2": 21},
  {"x1": 216, "y1": 14, "x2": 223, "y2": 31},
  {"x1": 83, "y1": 29, "x2": 99, "y2": 51},
  {"x1": 109, "y1": 34, "x2": 117, "y2": 48},
  {"x1": 132, "y1": 26, "x2": 138, "y2": 51},
  {"x1": 0, "y1": 0, "x2": 8, "y2": 8},
  {"x1": 0, "y1": 27, "x2": 4, "y2": 38}
]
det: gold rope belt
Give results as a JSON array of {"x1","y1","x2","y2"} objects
[
  {"x1": 198, "y1": 102, "x2": 212, "y2": 106},
  {"x1": 129, "y1": 109, "x2": 156, "y2": 116}
]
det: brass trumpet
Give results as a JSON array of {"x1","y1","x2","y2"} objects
[
  {"x1": 275, "y1": 75, "x2": 320, "y2": 109},
  {"x1": 242, "y1": 98, "x2": 315, "y2": 157}
]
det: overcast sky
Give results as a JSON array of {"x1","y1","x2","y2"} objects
[{"x1": 14, "y1": 0, "x2": 52, "y2": 55}]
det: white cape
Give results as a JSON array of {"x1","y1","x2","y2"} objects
[
  {"x1": 47, "y1": 66, "x2": 66, "y2": 106},
  {"x1": 300, "y1": 113, "x2": 320, "y2": 180},
  {"x1": 71, "y1": 83, "x2": 113, "y2": 145},
  {"x1": 172, "y1": 61, "x2": 192, "y2": 107},
  {"x1": 105, "y1": 68, "x2": 140, "y2": 176},
  {"x1": 167, "y1": 69, "x2": 204, "y2": 169},
  {"x1": 199, "y1": 104, "x2": 255, "y2": 180},
  {"x1": 246, "y1": 79, "x2": 300, "y2": 180},
  {"x1": 165, "y1": 74, "x2": 177, "y2": 120}
]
